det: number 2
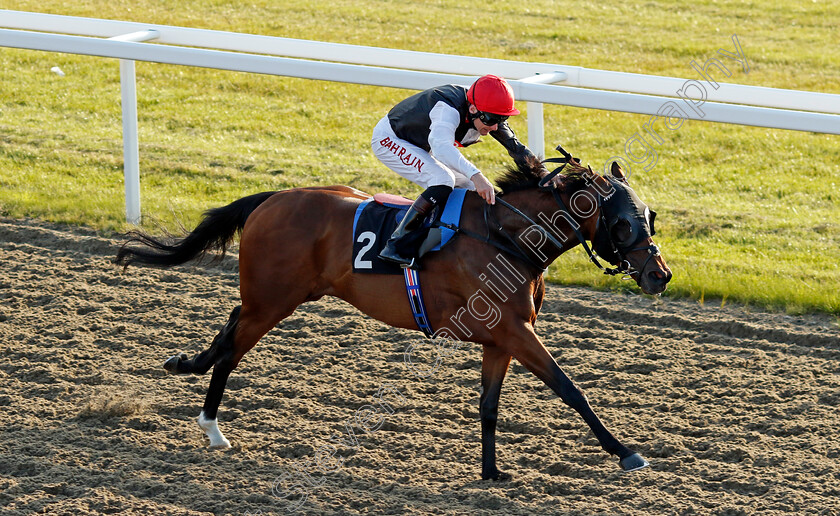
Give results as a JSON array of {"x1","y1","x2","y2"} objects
[{"x1": 354, "y1": 231, "x2": 377, "y2": 269}]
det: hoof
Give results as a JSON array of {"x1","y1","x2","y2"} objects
[
  {"x1": 619, "y1": 453, "x2": 650, "y2": 472},
  {"x1": 163, "y1": 353, "x2": 188, "y2": 374},
  {"x1": 208, "y1": 438, "x2": 232, "y2": 451},
  {"x1": 482, "y1": 470, "x2": 512, "y2": 481},
  {"x1": 198, "y1": 411, "x2": 231, "y2": 450}
]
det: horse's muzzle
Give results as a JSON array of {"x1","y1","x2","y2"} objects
[{"x1": 640, "y1": 265, "x2": 672, "y2": 295}]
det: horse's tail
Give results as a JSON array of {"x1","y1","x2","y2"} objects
[{"x1": 115, "y1": 191, "x2": 277, "y2": 268}]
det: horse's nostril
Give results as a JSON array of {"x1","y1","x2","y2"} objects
[{"x1": 648, "y1": 270, "x2": 665, "y2": 282}]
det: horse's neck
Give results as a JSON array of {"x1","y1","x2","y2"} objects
[{"x1": 493, "y1": 189, "x2": 591, "y2": 266}]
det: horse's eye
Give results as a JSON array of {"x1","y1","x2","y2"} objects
[{"x1": 611, "y1": 219, "x2": 633, "y2": 246}]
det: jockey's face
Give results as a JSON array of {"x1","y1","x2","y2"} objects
[
  {"x1": 469, "y1": 104, "x2": 499, "y2": 135},
  {"x1": 475, "y1": 118, "x2": 498, "y2": 134}
]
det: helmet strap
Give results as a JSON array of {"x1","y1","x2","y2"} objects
[
  {"x1": 466, "y1": 104, "x2": 480, "y2": 124},
  {"x1": 467, "y1": 112, "x2": 479, "y2": 123}
]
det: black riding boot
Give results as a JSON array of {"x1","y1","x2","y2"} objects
[{"x1": 379, "y1": 186, "x2": 451, "y2": 267}]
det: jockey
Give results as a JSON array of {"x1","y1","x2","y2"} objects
[{"x1": 372, "y1": 74, "x2": 544, "y2": 267}]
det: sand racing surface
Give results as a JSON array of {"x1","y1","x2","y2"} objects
[{"x1": 1, "y1": 217, "x2": 838, "y2": 515}]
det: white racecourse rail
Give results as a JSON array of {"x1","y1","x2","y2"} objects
[{"x1": 2, "y1": 10, "x2": 839, "y2": 223}]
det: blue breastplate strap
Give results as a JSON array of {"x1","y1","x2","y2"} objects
[{"x1": 403, "y1": 267, "x2": 433, "y2": 338}]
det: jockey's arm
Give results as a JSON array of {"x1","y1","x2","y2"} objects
[{"x1": 427, "y1": 102, "x2": 481, "y2": 179}]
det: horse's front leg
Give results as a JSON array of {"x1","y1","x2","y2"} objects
[
  {"x1": 480, "y1": 346, "x2": 513, "y2": 481},
  {"x1": 505, "y1": 323, "x2": 648, "y2": 472}
]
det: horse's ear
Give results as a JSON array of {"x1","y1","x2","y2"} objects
[
  {"x1": 591, "y1": 169, "x2": 612, "y2": 190},
  {"x1": 610, "y1": 161, "x2": 627, "y2": 181}
]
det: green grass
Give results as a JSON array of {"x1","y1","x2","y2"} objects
[{"x1": 1, "y1": 1, "x2": 839, "y2": 315}]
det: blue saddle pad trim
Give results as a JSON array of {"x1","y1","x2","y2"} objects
[
  {"x1": 352, "y1": 188, "x2": 467, "y2": 250},
  {"x1": 352, "y1": 198, "x2": 373, "y2": 235},
  {"x1": 436, "y1": 188, "x2": 466, "y2": 251}
]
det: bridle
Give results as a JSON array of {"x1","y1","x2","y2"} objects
[
  {"x1": 436, "y1": 146, "x2": 660, "y2": 277},
  {"x1": 538, "y1": 146, "x2": 661, "y2": 278}
]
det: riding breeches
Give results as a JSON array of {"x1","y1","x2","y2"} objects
[{"x1": 371, "y1": 116, "x2": 476, "y2": 190}]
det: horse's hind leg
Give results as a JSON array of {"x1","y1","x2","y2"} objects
[
  {"x1": 164, "y1": 306, "x2": 242, "y2": 375},
  {"x1": 195, "y1": 299, "x2": 303, "y2": 449}
]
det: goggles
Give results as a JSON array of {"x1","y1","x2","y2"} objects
[{"x1": 476, "y1": 111, "x2": 509, "y2": 126}]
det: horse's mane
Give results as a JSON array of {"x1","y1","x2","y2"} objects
[{"x1": 496, "y1": 159, "x2": 592, "y2": 195}]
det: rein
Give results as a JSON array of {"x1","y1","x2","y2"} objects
[
  {"x1": 545, "y1": 187, "x2": 629, "y2": 276},
  {"x1": 540, "y1": 150, "x2": 632, "y2": 276},
  {"x1": 435, "y1": 200, "x2": 549, "y2": 273}
]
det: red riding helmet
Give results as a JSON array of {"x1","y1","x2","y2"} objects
[{"x1": 466, "y1": 74, "x2": 520, "y2": 116}]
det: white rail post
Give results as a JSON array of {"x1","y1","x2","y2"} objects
[
  {"x1": 119, "y1": 59, "x2": 141, "y2": 224},
  {"x1": 110, "y1": 30, "x2": 159, "y2": 225},
  {"x1": 518, "y1": 72, "x2": 567, "y2": 159},
  {"x1": 526, "y1": 101, "x2": 545, "y2": 158}
]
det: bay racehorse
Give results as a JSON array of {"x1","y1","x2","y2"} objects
[{"x1": 115, "y1": 153, "x2": 671, "y2": 480}]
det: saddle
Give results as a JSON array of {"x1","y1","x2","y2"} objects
[{"x1": 352, "y1": 189, "x2": 467, "y2": 274}]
